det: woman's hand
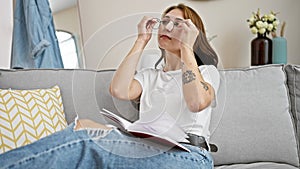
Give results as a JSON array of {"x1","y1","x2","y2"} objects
[
  {"x1": 137, "y1": 16, "x2": 158, "y2": 43},
  {"x1": 178, "y1": 19, "x2": 199, "y2": 50}
]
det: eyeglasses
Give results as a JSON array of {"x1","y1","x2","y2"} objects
[{"x1": 151, "y1": 17, "x2": 185, "y2": 30}]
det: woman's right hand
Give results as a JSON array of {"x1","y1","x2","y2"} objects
[
  {"x1": 137, "y1": 16, "x2": 158, "y2": 43},
  {"x1": 110, "y1": 17, "x2": 155, "y2": 101}
]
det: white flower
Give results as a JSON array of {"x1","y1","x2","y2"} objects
[
  {"x1": 256, "y1": 21, "x2": 264, "y2": 28},
  {"x1": 251, "y1": 27, "x2": 258, "y2": 34},
  {"x1": 258, "y1": 28, "x2": 266, "y2": 34},
  {"x1": 262, "y1": 15, "x2": 268, "y2": 21},
  {"x1": 248, "y1": 17, "x2": 256, "y2": 24},
  {"x1": 247, "y1": 9, "x2": 279, "y2": 35},
  {"x1": 273, "y1": 20, "x2": 280, "y2": 26},
  {"x1": 267, "y1": 24, "x2": 274, "y2": 31},
  {"x1": 263, "y1": 22, "x2": 268, "y2": 28},
  {"x1": 268, "y1": 14, "x2": 275, "y2": 21}
]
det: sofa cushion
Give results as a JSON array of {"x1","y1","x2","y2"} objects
[
  {"x1": 210, "y1": 65, "x2": 299, "y2": 167},
  {"x1": 284, "y1": 64, "x2": 300, "y2": 161},
  {"x1": 0, "y1": 86, "x2": 67, "y2": 154}
]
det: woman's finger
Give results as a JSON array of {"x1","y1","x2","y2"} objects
[
  {"x1": 146, "y1": 18, "x2": 159, "y2": 29},
  {"x1": 184, "y1": 19, "x2": 197, "y2": 29}
]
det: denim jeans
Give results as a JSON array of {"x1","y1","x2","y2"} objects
[{"x1": 0, "y1": 123, "x2": 213, "y2": 169}]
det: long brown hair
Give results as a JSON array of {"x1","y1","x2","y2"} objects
[{"x1": 156, "y1": 4, "x2": 218, "y2": 67}]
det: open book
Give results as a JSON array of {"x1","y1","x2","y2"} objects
[{"x1": 100, "y1": 108, "x2": 190, "y2": 152}]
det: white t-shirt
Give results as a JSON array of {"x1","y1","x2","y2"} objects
[{"x1": 134, "y1": 65, "x2": 220, "y2": 140}]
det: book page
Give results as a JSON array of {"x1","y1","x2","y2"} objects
[
  {"x1": 100, "y1": 108, "x2": 132, "y2": 130},
  {"x1": 128, "y1": 114, "x2": 189, "y2": 143},
  {"x1": 100, "y1": 108, "x2": 190, "y2": 152}
]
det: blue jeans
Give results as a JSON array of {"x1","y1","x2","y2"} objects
[{"x1": 0, "y1": 123, "x2": 213, "y2": 169}]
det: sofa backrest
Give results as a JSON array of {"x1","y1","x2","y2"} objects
[
  {"x1": 0, "y1": 69, "x2": 139, "y2": 124},
  {"x1": 0, "y1": 65, "x2": 299, "y2": 167},
  {"x1": 210, "y1": 65, "x2": 299, "y2": 167}
]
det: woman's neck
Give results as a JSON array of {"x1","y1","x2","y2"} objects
[{"x1": 163, "y1": 51, "x2": 182, "y2": 72}]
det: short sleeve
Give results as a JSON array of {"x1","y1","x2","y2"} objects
[
  {"x1": 199, "y1": 65, "x2": 220, "y2": 107},
  {"x1": 133, "y1": 68, "x2": 148, "y2": 89}
]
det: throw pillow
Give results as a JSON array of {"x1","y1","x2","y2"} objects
[
  {"x1": 0, "y1": 85, "x2": 67, "y2": 154},
  {"x1": 285, "y1": 64, "x2": 300, "y2": 159},
  {"x1": 210, "y1": 65, "x2": 299, "y2": 167}
]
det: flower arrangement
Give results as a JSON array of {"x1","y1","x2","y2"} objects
[{"x1": 247, "y1": 9, "x2": 280, "y2": 35}]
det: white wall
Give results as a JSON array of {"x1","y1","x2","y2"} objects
[
  {"x1": 78, "y1": 0, "x2": 300, "y2": 69},
  {"x1": 0, "y1": 1, "x2": 13, "y2": 68}
]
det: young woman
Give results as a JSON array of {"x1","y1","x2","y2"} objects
[{"x1": 0, "y1": 4, "x2": 219, "y2": 169}]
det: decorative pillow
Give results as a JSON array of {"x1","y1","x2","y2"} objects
[
  {"x1": 210, "y1": 65, "x2": 299, "y2": 167},
  {"x1": 285, "y1": 64, "x2": 300, "y2": 159},
  {"x1": 0, "y1": 85, "x2": 67, "y2": 154}
]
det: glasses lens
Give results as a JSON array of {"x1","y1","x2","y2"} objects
[
  {"x1": 150, "y1": 18, "x2": 160, "y2": 29},
  {"x1": 160, "y1": 18, "x2": 171, "y2": 26},
  {"x1": 173, "y1": 21, "x2": 181, "y2": 27},
  {"x1": 160, "y1": 17, "x2": 185, "y2": 30},
  {"x1": 153, "y1": 22, "x2": 160, "y2": 29}
]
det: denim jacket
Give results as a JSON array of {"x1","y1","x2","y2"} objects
[{"x1": 11, "y1": 0, "x2": 64, "y2": 68}]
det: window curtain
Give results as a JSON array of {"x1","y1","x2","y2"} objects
[{"x1": 11, "y1": 0, "x2": 64, "y2": 69}]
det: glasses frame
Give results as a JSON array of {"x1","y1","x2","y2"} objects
[{"x1": 151, "y1": 17, "x2": 185, "y2": 30}]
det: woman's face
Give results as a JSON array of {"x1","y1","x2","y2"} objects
[{"x1": 158, "y1": 8, "x2": 184, "y2": 55}]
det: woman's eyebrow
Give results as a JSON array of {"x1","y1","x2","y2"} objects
[
  {"x1": 175, "y1": 18, "x2": 184, "y2": 21},
  {"x1": 163, "y1": 15, "x2": 184, "y2": 21}
]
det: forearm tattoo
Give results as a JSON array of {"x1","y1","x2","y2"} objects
[
  {"x1": 182, "y1": 70, "x2": 196, "y2": 84},
  {"x1": 200, "y1": 81, "x2": 209, "y2": 91},
  {"x1": 182, "y1": 69, "x2": 210, "y2": 91}
]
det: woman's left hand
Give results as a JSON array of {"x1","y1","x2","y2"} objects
[{"x1": 178, "y1": 19, "x2": 199, "y2": 50}]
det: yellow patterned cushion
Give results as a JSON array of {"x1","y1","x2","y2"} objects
[{"x1": 0, "y1": 85, "x2": 67, "y2": 154}]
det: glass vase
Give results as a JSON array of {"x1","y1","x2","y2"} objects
[
  {"x1": 272, "y1": 37, "x2": 287, "y2": 64},
  {"x1": 251, "y1": 33, "x2": 272, "y2": 66}
]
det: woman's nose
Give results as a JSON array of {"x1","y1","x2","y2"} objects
[{"x1": 165, "y1": 21, "x2": 174, "y2": 31}]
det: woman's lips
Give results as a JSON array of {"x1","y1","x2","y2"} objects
[{"x1": 160, "y1": 35, "x2": 171, "y2": 40}]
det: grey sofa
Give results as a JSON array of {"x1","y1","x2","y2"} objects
[{"x1": 0, "y1": 64, "x2": 299, "y2": 168}]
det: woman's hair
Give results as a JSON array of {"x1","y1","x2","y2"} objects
[{"x1": 155, "y1": 3, "x2": 218, "y2": 67}]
